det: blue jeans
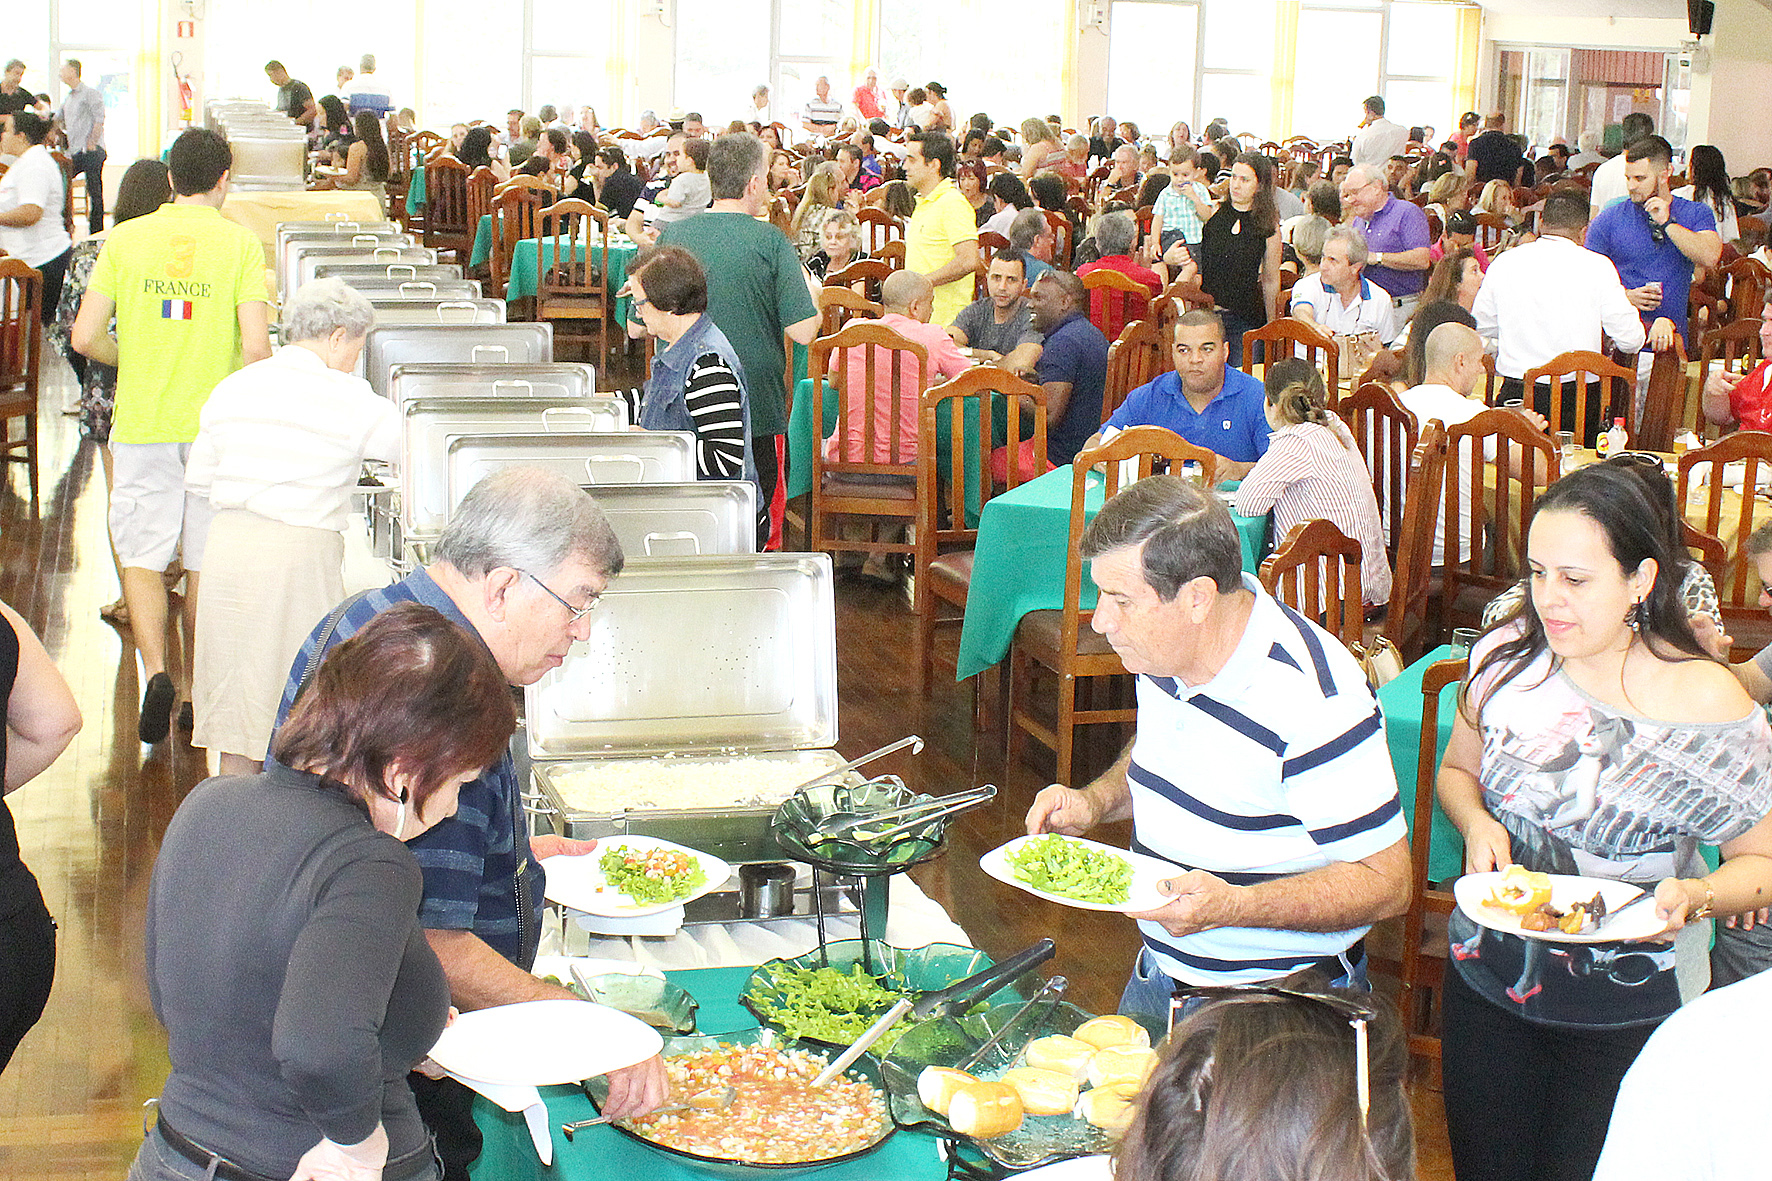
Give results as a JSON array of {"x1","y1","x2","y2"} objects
[{"x1": 1117, "y1": 945, "x2": 1371, "y2": 1038}]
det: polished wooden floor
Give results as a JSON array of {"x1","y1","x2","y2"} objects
[{"x1": 0, "y1": 353, "x2": 1451, "y2": 1178}]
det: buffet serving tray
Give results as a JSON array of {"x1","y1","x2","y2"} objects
[
  {"x1": 291, "y1": 245, "x2": 438, "y2": 300},
  {"x1": 579, "y1": 481, "x2": 758, "y2": 557},
  {"x1": 362, "y1": 322, "x2": 553, "y2": 395},
  {"x1": 441, "y1": 431, "x2": 695, "y2": 524},
  {"x1": 363, "y1": 298, "x2": 507, "y2": 325},
  {"x1": 279, "y1": 230, "x2": 412, "y2": 292},
  {"x1": 386, "y1": 362, "x2": 595, "y2": 405}
]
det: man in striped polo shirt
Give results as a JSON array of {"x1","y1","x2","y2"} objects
[{"x1": 1026, "y1": 476, "x2": 1410, "y2": 1029}]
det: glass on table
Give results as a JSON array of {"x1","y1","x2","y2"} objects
[
  {"x1": 1555, "y1": 430, "x2": 1577, "y2": 466},
  {"x1": 1450, "y1": 627, "x2": 1481, "y2": 657}
]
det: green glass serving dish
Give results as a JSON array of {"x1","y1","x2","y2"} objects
[
  {"x1": 738, "y1": 940, "x2": 1035, "y2": 1056},
  {"x1": 572, "y1": 972, "x2": 699, "y2": 1035},
  {"x1": 770, "y1": 777, "x2": 947, "y2": 875}
]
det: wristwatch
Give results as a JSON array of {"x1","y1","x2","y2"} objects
[{"x1": 1372, "y1": 251, "x2": 1385, "y2": 267}]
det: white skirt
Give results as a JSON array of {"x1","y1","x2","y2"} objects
[{"x1": 192, "y1": 510, "x2": 344, "y2": 761}]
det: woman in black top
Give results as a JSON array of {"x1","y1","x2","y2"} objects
[
  {"x1": 0, "y1": 600, "x2": 81, "y2": 1075},
  {"x1": 130, "y1": 605, "x2": 515, "y2": 1181},
  {"x1": 1197, "y1": 153, "x2": 1280, "y2": 366}
]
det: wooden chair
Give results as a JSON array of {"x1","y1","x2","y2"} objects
[
  {"x1": 1697, "y1": 318, "x2": 1764, "y2": 436},
  {"x1": 977, "y1": 231, "x2": 1010, "y2": 269},
  {"x1": 826, "y1": 258, "x2": 892, "y2": 303},
  {"x1": 496, "y1": 173, "x2": 560, "y2": 197},
  {"x1": 1043, "y1": 210, "x2": 1074, "y2": 269},
  {"x1": 1240, "y1": 316, "x2": 1340, "y2": 405},
  {"x1": 533, "y1": 199, "x2": 613, "y2": 362},
  {"x1": 1259, "y1": 519, "x2": 1365, "y2": 651},
  {"x1": 1397, "y1": 657, "x2": 1466, "y2": 1058},
  {"x1": 1637, "y1": 337, "x2": 1690, "y2": 451},
  {"x1": 917, "y1": 367, "x2": 1049, "y2": 697},
  {"x1": 1722, "y1": 257, "x2": 1771, "y2": 323},
  {"x1": 1102, "y1": 318, "x2": 1166, "y2": 424},
  {"x1": 489, "y1": 185, "x2": 547, "y2": 305},
  {"x1": 1441, "y1": 410, "x2": 1559, "y2": 633},
  {"x1": 857, "y1": 207, "x2": 904, "y2": 254},
  {"x1": 1520, "y1": 350, "x2": 1634, "y2": 445},
  {"x1": 49, "y1": 151, "x2": 74, "y2": 237},
  {"x1": 1007, "y1": 427, "x2": 1219, "y2": 784},
  {"x1": 0, "y1": 259, "x2": 42, "y2": 504},
  {"x1": 817, "y1": 287, "x2": 882, "y2": 338},
  {"x1": 808, "y1": 321, "x2": 935, "y2": 589},
  {"x1": 1678, "y1": 432, "x2": 1772, "y2": 655},
  {"x1": 878, "y1": 240, "x2": 906, "y2": 270},
  {"x1": 1337, "y1": 381, "x2": 1420, "y2": 559},
  {"x1": 1381, "y1": 422, "x2": 1449, "y2": 663},
  {"x1": 420, "y1": 155, "x2": 474, "y2": 260},
  {"x1": 1081, "y1": 268, "x2": 1153, "y2": 346},
  {"x1": 1471, "y1": 212, "x2": 1508, "y2": 252}
]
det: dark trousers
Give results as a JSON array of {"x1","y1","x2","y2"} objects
[
  {"x1": 1440, "y1": 966, "x2": 1656, "y2": 1181},
  {"x1": 1498, "y1": 374, "x2": 1606, "y2": 449},
  {"x1": 753, "y1": 431, "x2": 781, "y2": 551},
  {"x1": 36, "y1": 248, "x2": 71, "y2": 327},
  {"x1": 72, "y1": 147, "x2": 107, "y2": 234},
  {"x1": 408, "y1": 1073, "x2": 481, "y2": 1181},
  {"x1": 0, "y1": 884, "x2": 57, "y2": 1073},
  {"x1": 1220, "y1": 309, "x2": 1261, "y2": 369}
]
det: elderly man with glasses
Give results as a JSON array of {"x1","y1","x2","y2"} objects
[
  {"x1": 1339, "y1": 163, "x2": 1432, "y2": 323},
  {"x1": 268, "y1": 467, "x2": 667, "y2": 1181}
]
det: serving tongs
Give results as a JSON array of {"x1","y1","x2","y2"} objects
[
  {"x1": 560, "y1": 1084, "x2": 735, "y2": 1139},
  {"x1": 958, "y1": 975, "x2": 1069, "y2": 1073},
  {"x1": 807, "y1": 784, "x2": 999, "y2": 848},
  {"x1": 784, "y1": 735, "x2": 924, "y2": 796}
]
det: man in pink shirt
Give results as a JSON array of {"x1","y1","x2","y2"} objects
[
  {"x1": 852, "y1": 69, "x2": 886, "y2": 122},
  {"x1": 825, "y1": 270, "x2": 971, "y2": 464}
]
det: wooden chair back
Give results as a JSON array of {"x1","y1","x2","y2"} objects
[
  {"x1": 1081, "y1": 268, "x2": 1153, "y2": 344},
  {"x1": 1043, "y1": 210, "x2": 1074, "y2": 268},
  {"x1": 1521, "y1": 349, "x2": 1634, "y2": 444},
  {"x1": 1337, "y1": 381, "x2": 1420, "y2": 559},
  {"x1": 857, "y1": 207, "x2": 904, "y2": 254},
  {"x1": 1698, "y1": 318, "x2": 1764, "y2": 436},
  {"x1": 497, "y1": 173, "x2": 560, "y2": 196},
  {"x1": 810, "y1": 320, "x2": 933, "y2": 476},
  {"x1": 1638, "y1": 336, "x2": 1690, "y2": 451},
  {"x1": 533, "y1": 198, "x2": 612, "y2": 359},
  {"x1": 489, "y1": 185, "x2": 547, "y2": 301},
  {"x1": 817, "y1": 287, "x2": 883, "y2": 338},
  {"x1": 1441, "y1": 410, "x2": 1559, "y2": 628},
  {"x1": 1260, "y1": 519, "x2": 1366, "y2": 650},
  {"x1": 0, "y1": 258, "x2": 43, "y2": 502},
  {"x1": 1103, "y1": 318, "x2": 1166, "y2": 424},
  {"x1": 1240, "y1": 316, "x2": 1340, "y2": 406},
  {"x1": 978, "y1": 231, "x2": 1010, "y2": 269},
  {"x1": 1471, "y1": 211, "x2": 1508, "y2": 252},
  {"x1": 1723, "y1": 258, "x2": 1771, "y2": 323},
  {"x1": 1398, "y1": 657, "x2": 1466, "y2": 1058},
  {"x1": 1677, "y1": 432, "x2": 1772, "y2": 633},
  {"x1": 421, "y1": 155, "x2": 473, "y2": 255},
  {"x1": 1382, "y1": 421, "x2": 1448, "y2": 662},
  {"x1": 878, "y1": 239, "x2": 906, "y2": 270},
  {"x1": 826, "y1": 258, "x2": 892, "y2": 303}
]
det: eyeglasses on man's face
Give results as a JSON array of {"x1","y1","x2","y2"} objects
[{"x1": 521, "y1": 569, "x2": 600, "y2": 621}]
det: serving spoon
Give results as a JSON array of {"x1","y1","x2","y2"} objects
[{"x1": 560, "y1": 1084, "x2": 735, "y2": 1139}]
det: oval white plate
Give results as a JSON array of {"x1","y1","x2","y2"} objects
[
  {"x1": 541, "y1": 836, "x2": 732, "y2": 918},
  {"x1": 981, "y1": 835, "x2": 1180, "y2": 914},
  {"x1": 1454, "y1": 871, "x2": 1658, "y2": 943},
  {"x1": 427, "y1": 998, "x2": 663, "y2": 1086}
]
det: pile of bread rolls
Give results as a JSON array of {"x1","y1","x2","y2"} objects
[{"x1": 916, "y1": 1014, "x2": 1157, "y2": 1139}]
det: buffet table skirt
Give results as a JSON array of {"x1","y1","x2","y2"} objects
[{"x1": 222, "y1": 189, "x2": 387, "y2": 266}]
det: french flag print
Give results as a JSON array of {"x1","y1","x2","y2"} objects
[{"x1": 162, "y1": 300, "x2": 194, "y2": 320}]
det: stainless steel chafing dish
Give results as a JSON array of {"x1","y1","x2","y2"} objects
[
  {"x1": 279, "y1": 230, "x2": 413, "y2": 294},
  {"x1": 386, "y1": 362, "x2": 594, "y2": 405},
  {"x1": 444, "y1": 430, "x2": 696, "y2": 512},
  {"x1": 579, "y1": 481, "x2": 758, "y2": 556},
  {"x1": 343, "y1": 278, "x2": 484, "y2": 301},
  {"x1": 363, "y1": 298, "x2": 507, "y2": 326},
  {"x1": 276, "y1": 219, "x2": 402, "y2": 254},
  {"x1": 362, "y1": 322, "x2": 553, "y2": 394},
  {"x1": 314, "y1": 262, "x2": 465, "y2": 289},
  {"x1": 526, "y1": 554, "x2": 844, "y2": 911},
  {"x1": 293, "y1": 245, "x2": 438, "y2": 301}
]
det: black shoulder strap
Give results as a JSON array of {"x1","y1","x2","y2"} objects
[{"x1": 292, "y1": 590, "x2": 375, "y2": 704}]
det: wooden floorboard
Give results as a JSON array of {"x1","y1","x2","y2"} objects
[{"x1": 0, "y1": 349, "x2": 1450, "y2": 1179}]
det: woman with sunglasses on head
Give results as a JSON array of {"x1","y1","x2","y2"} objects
[
  {"x1": 1436, "y1": 462, "x2": 1772, "y2": 1181},
  {"x1": 130, "y1": 604, "x2": 516, "y2": 1181},
  {"x1": 1115, "y1": 983, "x2": 1414, "y2": 1181}
]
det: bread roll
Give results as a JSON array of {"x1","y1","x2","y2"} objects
[
  {"x1": 1080, "y1": 1081, "x2": 1142, "y2": 1134},
  {"x1": 1074, "y1": 1014, "x2": 1151, "y2": 1051},
  {"x1": 1000, "y1": 1066, "x2": 1079, "y2": 1116},
  {"x1": 1024, "y1": 1033, "x2": 1095, "y2": 1079},
  {"x1": 917, "y1": 1066, "x2": 978, "y2": 1116},
  {"x1": 948, "y1": 1080, "x2": 1024, "y2": 1138},
  {"x1": 1087, "y1": 1045, "x2": 1158, "y2": 1089}
]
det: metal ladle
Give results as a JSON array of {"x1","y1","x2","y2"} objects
[{"x1": 560, "y1": 1084, "x2": 735, "y2": 1140}]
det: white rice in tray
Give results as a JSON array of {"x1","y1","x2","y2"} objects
[{"x1": 547, "y1": 756, "x2": 843, "y2": 812}]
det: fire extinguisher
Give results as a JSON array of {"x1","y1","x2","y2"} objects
[{"x1": 173, "y1": 51, "x2": 194, "y2": 126}]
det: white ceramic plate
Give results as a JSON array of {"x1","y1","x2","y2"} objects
[
  {"x1": 1453, "y1": 871, "x2": 1659, "y2": 943},
  {"x1": 981, "y1": 835, "x2": 1180, "y2": 914},
  {"x1": 427, "y1": 998, "x2": 663, "y2": 1086},
  {"x1": 541, "y1": 836, "x2": 732, "y2": 918}
]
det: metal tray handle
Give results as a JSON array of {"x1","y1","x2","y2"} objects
[
  {"x1": 398, "y1": 281, "x2": 437, "y2": 296},
  {"x1": 436, "y1": 301, "x2": 479, "y2": 322},
  {"x1": 470, "y1": 344, "x2": 510, "y2": 363},
  {"x1": 352, "y1": 234, "x2": 379, "y2": 247},
  {"x1": 540, "y1": 407, "x2": 600, "y2": 431},
  {"x1": 643, "y1": 530, "x2": 701, "y2": 556},
  {"x1": 373, "y1": 246, "x2": 402, "y2": 260},
  {"x1": 585, "y1": 455, "x2": 646, "y2": 483},
  {"x1": 386, "y1": 264, "x2": 417, "y2": 279},
  {"x1": 330, "y1": 220, "x2": 361, "y2": 232},
  {"x1": 490, "y1": 378, "x2": 535, "y2": 396}
]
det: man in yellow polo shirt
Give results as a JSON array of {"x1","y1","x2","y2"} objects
[
  {"x1": 903, "y1": 130, "x2": 979, "y2": 326},
  {"x1": 73, "y1": 128, "x2": 271, "y2": 744}
]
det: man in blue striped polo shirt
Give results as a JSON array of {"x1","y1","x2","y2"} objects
[{"x1": 1026, "y1": 475, "x2": 1410, "y2": 1030}]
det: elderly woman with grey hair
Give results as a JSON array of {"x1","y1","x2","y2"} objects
[{"x1": 186, "y1": 278, "x2": 400, "y2": 775}]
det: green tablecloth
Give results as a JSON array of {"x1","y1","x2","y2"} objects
[
  {"x1": 1374, "y1": 645, "x2": 1465, "y2": 885},
  {"x1": 784, "y1": 377, "x2": 988, "y2": 526},
  {"x1": 500, "y1": 239, "x2": 637, "y2": 317},
  {"x1": 406, "y1": 164, "x2": 426, "y2": 214},
  {"x1": 952, "y1": 468, "x2": 1269, "y2": 681},
  {"x1": 470, "y1": 214, "x2": 495, "y2": 267},
  {"x1": 469, "y1": 965, "x2": 946, "y2": 1181}
]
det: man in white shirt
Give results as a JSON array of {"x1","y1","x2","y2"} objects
[
  {"x1": 1472, "y1": 191, "x2": 1645, "y2": 442},
  {"x1": 889, "y1": 78, "x2": 912, "y2": 131},
  {"x1": 1593, "y1": 966, "x2": 1772, "y2": 1181},
  {"x1": 1567, "y1": 130, "x2": 1604, "y2": 171},
  {"x1": 1288, "y1": 225, "x2": 1398, "y2": 345},
  {"x1": 749, "y1": 84, "x2": 771, "y2": 128},
  {"x1": 1351, "y1": 96, "x2": 1408, "y2": 171},
  {"x1": 345, "y1": 53, "x2": 391, "y2": 117},
  {"x1": 801, "y1": 77, "x2": 842, "y2": 140},
  {"x1": 1589, "y1": 112, "x2": 1653, "y2": 215},
  {"x1": 1397, "y1": 323, "x2": 1491, "y2": 565}
]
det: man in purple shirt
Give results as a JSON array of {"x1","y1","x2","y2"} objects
[{"x1": 1340, "y1": 164, "x2": 1432, "y2": 320}]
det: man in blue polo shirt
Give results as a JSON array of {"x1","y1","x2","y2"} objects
[
  {"x1": 270, "y1": 468, "x2": 665, "y2": 1179},
  {"x1": 1096, "y1": 309, "x2": 1271, "y2": 479}
]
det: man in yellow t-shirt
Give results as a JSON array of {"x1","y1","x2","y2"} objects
[
  {"x1": 73, "y1": 127, "x2": 271, "y2": 745},
  {"x1": 903, "y1": 129, "x2": 980, "y2": 326}
]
